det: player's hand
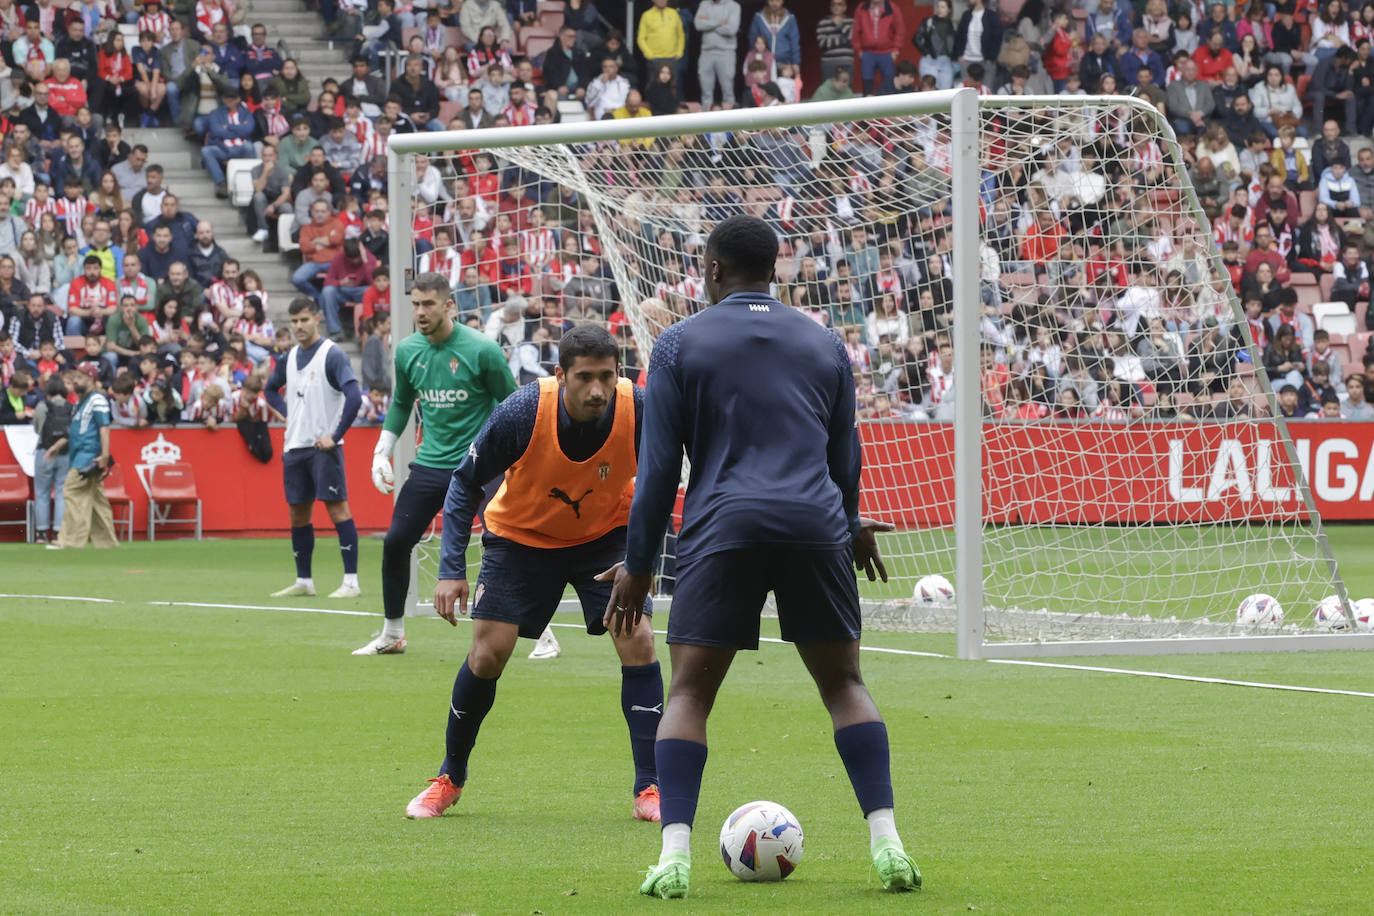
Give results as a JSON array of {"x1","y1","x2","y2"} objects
[
  {"x1": 314, "y1": 435, "x2": 336, "y2": 451},
  {"x1": 852, "y1": 517, "x2": 895, "y2": 583},
  {"x1": 597, "y1": 562, "x2": 652, "y2": 637},
  {"x1": 371, "y1": 451, "x2": 394, "y2": 494},
  {"x1": 434, "y1": 578, "x2": 469, "y2": 625}
]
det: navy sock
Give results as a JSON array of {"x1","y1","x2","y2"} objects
[
  {"x1": 621, "y1": 662, "x2": 663, "y2": 795},
  {"x1": 655, "y1": 738, "x2": 708, "y2": 827},
  {"x1": 334, "y1": 518, "x2": 359, "y2": 574},
  {"x1": 834, "y1": 721, "x2": 895, "y2": 815},
  {"x1": 290, "y1": 525, "x2": 314, "y2": 579},
  {"x1": 438, "y1": 660, "x2": 499, "y2": 787}
]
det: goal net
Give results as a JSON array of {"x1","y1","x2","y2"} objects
[{"x1": 392, "y1": 91, "x2": 1364, "y2": 657}]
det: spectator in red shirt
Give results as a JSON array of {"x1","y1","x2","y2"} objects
[
  {"x1": 92, "y1": 32, "x2": 137, "y2": 127},
  {"x1": 321, "y1": 238, "x2": 377, "y2": 339},
  {"x1": 67, "y1": 254, "x2": 118, "y2": 335},
  {"x1": 292, "y1": 198, "x2": 345, "y2": 328},
  {"x1": 45, "y1": 58, "x2": 88, "y2": 120},
  {"x1": 1252, "y1": 173, "x2": 1300, "y2": 233},
  {"x1": 1043, "y1": 10, "x2": 1075, "y2": 91},
  {"x1": 1193, "y1": 30, "x2": 1234, "y2": 84},
  {"x1": 851, "y1": 0, "x2": 904, "y2": 94},
  {"x1": 1022, "y1": 210, "x2": 1066, "y2": 267},
  {"x1": 1243, "y1": 223, "x2": 1293, "y2": 284}
]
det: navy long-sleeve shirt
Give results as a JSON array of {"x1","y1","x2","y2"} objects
[
  {"x1": 438, "y1": 380, "x2": 645, "y2": 579},
  {"x1": 264, "y1": 338, "x2": 362, "y2": 446},
  {"x1": 624, "y1": 292, "x2": 862, "y2": 576}
]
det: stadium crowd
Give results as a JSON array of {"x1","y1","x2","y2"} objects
[{"x1": 4, "y1": 0, "x2": 1374, "y2": 469}]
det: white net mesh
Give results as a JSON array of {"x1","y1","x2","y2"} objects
[{"x1": 401, "y1": 95, "x2": 1350, "y2": 645}]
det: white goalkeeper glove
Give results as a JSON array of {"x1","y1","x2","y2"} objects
[{"x1": 372, "y1": 430, "x2": 398, "y2": 494}]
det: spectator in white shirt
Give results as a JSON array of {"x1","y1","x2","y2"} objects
[{"x1": 585, "y1": 57, "x2": 630, "y2": 120}]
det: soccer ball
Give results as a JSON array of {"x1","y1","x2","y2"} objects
[
  {"x1": 1236, "y1": 593, "x2": 1284, "y2": 627},
  {"x1": 719, "y1": 801, "x2": 804, "y2": 882},
  {"x1": 1353, "y1": 598, "x2": 1374, "y2": 632},
  {"x1": 1313, "y1": 595, "x2": 1350, "y2": 630},
  {"x1": 914, "y1": 574, "x2": 955, "y2": 604}
]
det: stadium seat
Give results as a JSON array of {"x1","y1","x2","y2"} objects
[
  {"x1": 1353, "y1": 331, "x2": 1374, "y2": 358},
  {"x1": 1313, "y1": 301, "x2": 1357, "y2": 336},
  {"x1": 536, "y1": 0, "x2": 562, "y2": 11},
  {"x1": 147, "y1": 462, "x2": 202, "y2": 542},
  {"x1": 1298, "y1": 190, "x2": 1316, "y2": 222},
  {"x1": 103, "y1": 464, "x2": 135, "y2": 543},
  {"x1": 1288, "y1": 271, "x2": 1316, "y2": 286},
  {"x1": 0, "y1": 464, "x2": 34, "y2": 543},
  {"x1": 537, "y1": 9, "x2": 563, "y2": 31},
  {"x1": 437, "y1": 100, "x2": 463, "y2": 124},
  {"x1": 1000, "y1": 0, "x2": 1026, "y2": 22},
  {"x1": 1296, "y1": 283, "x2": 1322, "y2": 311},
  {"x1": 278, "y1": 213, "x2": 299, "y2": 254},
  {"x1": 226, "y1": 157, "x2": 260, "y2": 208},
  {"x1": 1356, "y1": 300, "x2": 1368, "y2": 330},
  {"x1": 117, "y1": 23, "x2": 138, "y2": 43},
  {"x1": 64, "y1": 335, "x2": 85, "y2": 353},
  {"x1": 522, "y1": 33, "x2": 556, "y2": 63},
  {"x1": 1319, "y1": 272, "x2": 1337, "y2": 299}
]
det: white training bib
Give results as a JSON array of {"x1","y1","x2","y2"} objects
[{"x1": 284, "y1": 338, "x2": 345, "y2": 450}]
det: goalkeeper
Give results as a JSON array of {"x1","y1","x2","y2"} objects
[{"x1": 355, "y1": 272, "x2": 532, "y2": 656}]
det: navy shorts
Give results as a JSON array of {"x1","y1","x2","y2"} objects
[
  {"x1": 282, "y1": 446, "x2": 348, "y2": 505},
  {"x1": 471, "y1": 527, "x2": 652, "y2": 639},
  {"x1": 668, "y1": 545, "x2": 861, "y2": 650}
]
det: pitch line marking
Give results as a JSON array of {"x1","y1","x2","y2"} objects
[
  {"x1": 0, "y1": 592, "x2": 117, "y2": 603},
  {"x1": 4, "y1": 594, "x2": 1371, "y2": 696},
  {"x1": 985, "y1": 658, "x2": 1374, "y2": 699},
  {"x1": 148, "y1": 600, "x2": 377, "y2": 617}
]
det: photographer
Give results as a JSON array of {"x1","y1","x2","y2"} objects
[{"x1": 47, "y1": 364, "x2": 117, "y2": 550}]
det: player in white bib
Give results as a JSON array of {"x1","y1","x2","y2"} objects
[{"x1": 264, "y1": 298, "x2": 365, "y2": 598}]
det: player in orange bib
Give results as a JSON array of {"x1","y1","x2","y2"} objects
[{"x1": 404, "y1": 325, "x2": 662, "y2": 823}]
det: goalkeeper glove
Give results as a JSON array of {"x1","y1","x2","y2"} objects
[{"x1": 372, "y1": 430, "x2": 397, "y2": 494}]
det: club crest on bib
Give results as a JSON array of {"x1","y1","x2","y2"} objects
[
  {"x1": 598, "y1": 461, "x2": 611, "y2": 481},
  {"x1": 449, "y1": 357, "x2": 460, "y2": 374}
]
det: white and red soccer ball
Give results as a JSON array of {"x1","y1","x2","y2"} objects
[
  {"x1": 1313, "y1": 595, "x2": 1350, "y2": 630},
  {"x1": 913, "y1": 574, "x2": 955, "y2": 604},
  {"x1": 719, "y1": 801, "x2": 804, "y2": 882},
  {"x1": 1236, "y1": 593, "x2": 1284, "y2": 627}
]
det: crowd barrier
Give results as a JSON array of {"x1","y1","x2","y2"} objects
[{"x1": 1, "y1": 422, "x2": 1371, "y2": 540}]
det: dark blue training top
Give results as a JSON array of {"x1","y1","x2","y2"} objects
[
  {"x1": 438, "y1": 380, "x2": 645, "y2": 579},
  {"x1": 264, "y1": 338, "x2": 362, "y2": 446},
  {"x1": 624, "y1": 291, "x2": 862, "y2": 575}
]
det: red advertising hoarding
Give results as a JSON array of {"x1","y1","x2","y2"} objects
[{"x1": 1, "y1": 422, "x2": 1371, "y2": 539}]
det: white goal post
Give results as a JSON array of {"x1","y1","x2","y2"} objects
[{"x1": 385, "y1": 90, "x2": 1370, "y2": 659}]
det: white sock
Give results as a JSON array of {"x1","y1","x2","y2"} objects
[
  {"x1": 382, "y1": 617, "x2": 404, "y2": 639},
  {"x1": 297, "y1": 577, "x2": 314, "y2": 589},
  {"x1": 867, "y1": 808, "x2": 900, "y2": 850},
  {"x1": 659, "y1": 823, "x2": 691, "y2": 864},
  {"x1": 342, "y1": 573, "x2": 359, "y2": 589}
]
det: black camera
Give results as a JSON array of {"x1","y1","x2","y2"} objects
[{"x1": 77, "y1": 456, "x2": 113, "y2": 480}]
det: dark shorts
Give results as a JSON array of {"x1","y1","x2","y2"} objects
[
  {"x1": 471, "y1": 527, "x2": 652, "y2": 639},
  {"x1": 282, "y1": 446, "x2": 348, "y2": 505},
  {"x1": 668, "y1": 545, "x2": 861, "y2": 650}
]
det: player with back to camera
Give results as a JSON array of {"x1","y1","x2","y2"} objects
[
  {"x1": 355, "y1": 272, "x2": 560, "y2": 658},
  {"x1": 403, "y1": 325, "x2": 664, "y2": 823},
  {"x1": 602, "y1": 215, "x2": 920, "y2": 898},
  {"x1": 264, "y1": 297, "x2": 365, "y2": 599}
]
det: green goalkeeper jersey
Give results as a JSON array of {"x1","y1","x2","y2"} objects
[{"x1": 384, "y1": 323, "x2": 517, "y2": 469}]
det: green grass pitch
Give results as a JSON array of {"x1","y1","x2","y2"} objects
[{"x1": 4, "y1": 527, "x2": 1374, "y2": 914}]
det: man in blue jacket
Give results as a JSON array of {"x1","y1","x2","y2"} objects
[
  {"x1": 201, "y1": 87, "x2": 258, "y2": 198},
  {"x1": 206, "y1": 22, "x2": 245, "y2": 82}
]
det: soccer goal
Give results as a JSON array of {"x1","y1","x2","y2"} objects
[{"x1": 386, "y1": 90, "x2": 1370, "y2": 658}]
